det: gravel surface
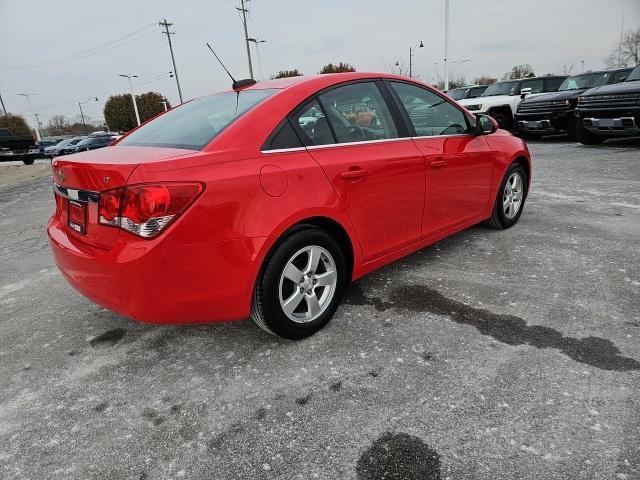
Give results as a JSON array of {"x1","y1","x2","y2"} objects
[{"x1": 0, "y1": 140, "x2": 639, "y2": 479}]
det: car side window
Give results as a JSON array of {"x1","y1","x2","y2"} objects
[
  {"x1": 612, "y1": 70, "x2": 630, "y2": 83},
  {"x1": 291, "y1": 99, "x2": 335, "y2": 146},
  {"x1": 389, "y1": 81, "x2": 469, "y2": 137},
  {"x1": 316, "y1": 82, "x2": 399, "y2": 143},
  {"x1": 264, "y1": 119, "x2": 303, "y2": 150},
  {"x1": 544, "y1": 77, "x2": 564, "y2": 92},
  {"x1": 521, "y1": 78, "x2": 544, "y2": 93}
]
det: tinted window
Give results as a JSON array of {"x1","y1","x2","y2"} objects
[
  {"x1": 468, "y1": 86, "x2": 487, "y2": 98},
  {"x1": 544, "y1": 77, "x2": 564, "y2": 92},
  {"x1": 521, "y1": 78, "x2": 544, "y2": 94},
  {"x1": 622, "y1": 67, "x2": 638, "y2": 82},
  {"x1": 391, "y1": 82, "x2": 469, "y2": 137},
  {"x1": 292, "y1": 99, "x2": 334, "y2": 146},
  {"x1": 120, "y1": 89, "x2": 276, "y2": 150},
  {"x1": 265, "y1": 119, "x2": 302, "y2": 150},
  {"x1": 482, "y1": 81, "x2": 520, "y2": 96},
  {"x1": 559, "y1": 72, "x2": 610, "y2": 90},
  {"x1": 317, "y1": 82, "x2": 398, "y2": 143},
  {"x1": 447, "y1": 87, "x2": 470, "y2": 100}
]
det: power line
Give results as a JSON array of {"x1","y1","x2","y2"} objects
[{"x1": 0, "y1": 27, "x2": 158, "y2": 72}]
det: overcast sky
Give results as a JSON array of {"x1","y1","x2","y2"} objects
[{"x1": 1, "y1": 0, "x2": 638, "y2": 129}]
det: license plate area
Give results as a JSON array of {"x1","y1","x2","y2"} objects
[{"x1": 68, "y1": 200, "x2": 87, "y2": 234}]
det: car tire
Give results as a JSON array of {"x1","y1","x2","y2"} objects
[
  {"x1": 251, "y1": 226, "x2": 347, "y2": 340},
  {"x1": 576, "y1": 120, "x2": 605, "y2": 145},
  {"x1": 486, "y1": 163, "x2": 528, "y2": 229},
  {"x1": 22, "y1": 158, "x2": 35, "y2": 165},
  {"x1": 490, "y1": 112, "x2": 512, "y2": 130}
]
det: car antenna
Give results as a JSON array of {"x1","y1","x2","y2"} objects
[{"x1": 206, "y1": 43, "x2": 256, "y2": 91}]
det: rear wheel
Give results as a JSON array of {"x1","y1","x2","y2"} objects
[
  {"x1": 486, "y1": 163, "x2": 528, "y2": 229},
  {"x1": 576, "y1": 120, "x2": 605, "y2": 145},
  {"x1": 251, "y1": 227, "x2": 347, "y2": 340}
]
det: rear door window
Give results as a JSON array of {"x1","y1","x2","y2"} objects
[
  {"x1": 317, "y1": 82, "x2": 399, "y2": 144},
  {"x1": 292, "y1": 99, "x2": 335, "y2": 146}
]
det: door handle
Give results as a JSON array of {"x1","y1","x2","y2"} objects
[
  {"x1": 340, "y1": 169, "x2": 369, "y2": 180},
  {"x1": 430, "y1": 159, "x2": 448, "y2": 168}
]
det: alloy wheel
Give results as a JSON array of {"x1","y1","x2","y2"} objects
[{"x1": 503, "y1": 172, "x2": 524, "y2": 219}]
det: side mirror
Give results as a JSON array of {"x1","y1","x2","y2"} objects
[
  {"x1": 476, "y1": 114, "x2": 498, "y2": 134},
  {"x1": 520, "y1": 87, "x2": 532, "y2": 99}
]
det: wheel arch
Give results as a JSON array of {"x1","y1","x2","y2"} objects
[
  {"x1": 487, "y1": 105, "x2": 513, "y2": 120},
  {"x1": 512, "y1": 155, "x2": 531, "y2": 194}
]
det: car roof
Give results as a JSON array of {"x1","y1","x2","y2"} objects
[{"x1": 239, "y1": 72, "x2": 426, "y2": 92}]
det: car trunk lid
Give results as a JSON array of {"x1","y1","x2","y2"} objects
[{"x1": 51, "y1": 146, "x2": 197, "y2": 249}]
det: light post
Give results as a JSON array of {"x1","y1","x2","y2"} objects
[
  {"x1": 17, "y1": 92, "x2": 41, "y2": 141},
  {"x1": 119, "y1": 74, "x2": 141, "y2": 127},
  {"x1": 78, "y1": 97, "x2": 98, "y2": 135},
  {"x1": 247, "y1": 37, "x2": 266, "y2": 81},
  {"x1": 409, "y1": 41, "x2": 424, "y2": 78},
  {"x1": 581, "y1": 60, "x2": 585, "y2": 73},
  {"x1": 444, "y1": 0, "x2": 450, "y2": 90}
]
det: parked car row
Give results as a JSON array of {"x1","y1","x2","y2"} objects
[
  {"x1": 44, "y1": 133, "x2": 118, "y2": 158},
  {"x1": 448, "y1": 65, "x2": 639, "y2": 145}
]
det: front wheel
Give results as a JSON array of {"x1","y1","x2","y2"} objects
[
  {"x1": 251, "y1": 227, "x2": 347, "y2": 340},
  {"x1": 486, "y1": 163, "x2": 528, "y2": 229},
  {"x1": 576, "y1": 120, "x2": 605, "y2": 145},
  {"x1": 490, "y1": 112, "x2": 512, "y2": 130},
  {"x1": 22, "y1": 157, "x2": 35, "y2": 165}
]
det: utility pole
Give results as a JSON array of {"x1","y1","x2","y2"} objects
[
  {"x1": 159, "y1": 19, "x2": 184, "y2": 104},
  {"x1": 17, "y1": 92, "x2": 41, "y2": 141},
  {"x1": 78, "y1": 97, "x2": 98, "y2": 135},
  {"x1": 0, "y1": 84, "x2": 6, "y2": 115},
  {"x1": 247, "y1": 37, "x2": 266, "y2": 81},
  {"x1": 444, "y1": 0, "x2": 450, "y2": 90},
  {"x1": 236, "y1": 0, "x2": 254, "y2": 79},
  {"x1": 119, "y1": 74, "x2": 141, "y2": 126},
  {"x1": 161, "y1": 101, "x2": 168, "y2": 112}
]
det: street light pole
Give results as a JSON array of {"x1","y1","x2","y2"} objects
[
  {"x1": 0, "y1": 87, "x2": 6, "y2": 115},
  {"x1": 444, "y1": 0, "x2": 450, "y2": 90},
  {"x1": 409, "y1": 41, "x2": 424, "y2": 78},
  {"x1": 119, "y1": 74, "x2": 141, "y2": 127},
  {"x1": 17, "y1": 92, "x2": 41, "y2": 141}
]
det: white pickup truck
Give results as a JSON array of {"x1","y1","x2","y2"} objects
[{"x1": 458, "y1": 76, "x2": 566, "y2": 130}]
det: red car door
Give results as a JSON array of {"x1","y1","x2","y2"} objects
[
  {"x1": 292, "y1": 82, "x2": 425, "y2": 261},
  {"x1": 387, "y1": 81, "x2": 493, "y2": 235}
]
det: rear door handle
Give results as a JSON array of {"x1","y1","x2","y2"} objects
[
  {"x1": 340, "y1": 169, "x2": 369, "y2": 179},
  {"x1": 430, "y1": 159, "x2": 448, "y2": 168}
]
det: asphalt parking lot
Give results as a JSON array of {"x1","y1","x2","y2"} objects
[{"x1": 0, "y1": 139, "x2": 639, "y2": 480}]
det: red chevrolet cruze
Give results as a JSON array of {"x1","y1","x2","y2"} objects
[{"x1": 48, "y1": 73, "x2": 531, "y2": 339}]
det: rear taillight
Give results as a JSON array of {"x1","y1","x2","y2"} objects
[{"x1": 98, "y1": 182, "x2": 203, "y2": 238}]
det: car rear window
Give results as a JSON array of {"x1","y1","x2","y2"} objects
[{"x1": 119, "y1": 89, "x2": 276, "y2": 150}]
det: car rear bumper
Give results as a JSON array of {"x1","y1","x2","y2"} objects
[{"x1": 47, "y1": 215, "x2": 265, "y2": 324}]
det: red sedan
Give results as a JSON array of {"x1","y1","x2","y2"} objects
[{"x1": 48, "y1": 73, "x2": 531, "y2": 339}]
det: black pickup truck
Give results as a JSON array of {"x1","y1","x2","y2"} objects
[
  {"x1": 515, "y1": 67, "x2": 632, "y2": 139},
  {"x1": 0, "y1": 128, "x2": 39, "y2": 164},
  {"x1": 574, "y1": 65, "x2": 640, "y2": 144}
]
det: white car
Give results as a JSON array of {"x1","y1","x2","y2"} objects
[{"x1": 458, "y1": 76, "x2": 565, "y2": 130}]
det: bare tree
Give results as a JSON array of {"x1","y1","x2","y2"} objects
[
  {"x1": 473, "y1": 76, "x2": 498, "y2": 86},
  {"x1": 606, "y1": 28, "x2": 640, "y2": 67},
  {"x1": 46, "y1": 115, "x2": 70, "y2": 136},
  {"x1": 503, "y1": 64, "x2": 535, "y2": 80}
]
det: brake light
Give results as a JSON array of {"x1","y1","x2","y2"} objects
[{"x1": 98, "y1": 182, "x2": 203, "y2": 238}]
